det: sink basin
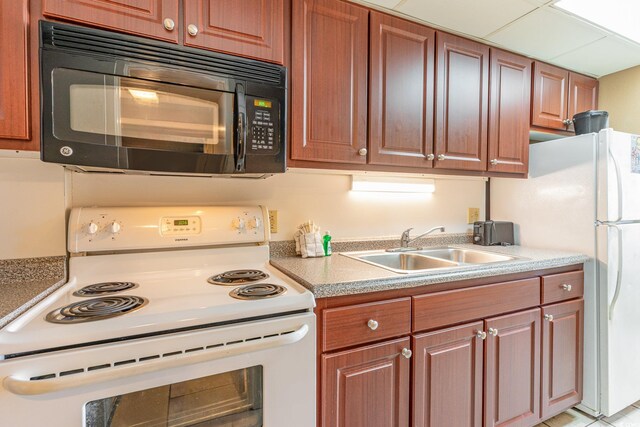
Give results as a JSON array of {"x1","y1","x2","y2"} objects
[
  {"x1": 357, "y1": 253, "x2": 458, "y2": 273},
  {"x1": 413, "y1": 248, "x2": 517, "y2": 264}
]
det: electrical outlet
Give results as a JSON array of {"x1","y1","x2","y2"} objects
[
  {"x1": 467, "y1": 207, "x2": 480, "y2": 224},
  {"x1": 268, "y1": 210, "x2": 278, "y2": 233}
]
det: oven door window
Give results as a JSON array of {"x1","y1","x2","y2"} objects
[
  {"x1": 84, "y1": 366, "x2": 262, "y2": 426},
  {"x1": 52, "y1": 68, "x2": 234, "y2": 155}
]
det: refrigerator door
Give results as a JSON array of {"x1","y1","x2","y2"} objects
[
  {"x1": 597, "y1": 129, "x2": 640, "y2": 222},
  {"x1": 597, "y1": 223, "x2": 640, "y2": 416}
]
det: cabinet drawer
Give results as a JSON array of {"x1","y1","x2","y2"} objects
[
  {"x1": 542, "y1": 270, "x2": 584, "y2": 304},
  {"x1": 413, "y1": 278, "x2": 540, "y2": 332},
  {"x1": 322, "y1": 298, "x2": 411, "y2": 352}
]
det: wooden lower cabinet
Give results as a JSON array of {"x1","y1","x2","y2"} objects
[
  {"x1": 412, "y1": 322, "x2": 484, "y2": 427},
  {"x1": 321, "y1": 337, "x2": 410, "y2": 427}
]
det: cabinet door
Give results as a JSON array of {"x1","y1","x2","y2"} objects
[
  {"x1": 412, "y1": 322, "x2": 483, "y2": 427},
  {"x1": 368, "y1": 12, "x2": 435, "y2": 168},
  {"x1": 567, "y1": 73, "x2": 599, "y2": 132},
  {"x1": 0, "y1": 0, "x2": 30, "y2": 143},
  {"x1": 488, "y1": 49, "x2": 531, "y2": 174},
  {"x1": 485, "y1": 308, "x2": 541, "y2": 427},
  {"x1": 322, "y1": 337, "x2": 410, "y2": 427},
  {"x1": 434, "y1": 32, "x2": 489, "y2": 171},
  {"x1": 183, "y1": 0, "x2": 284, "y2": 64},
  {"x1": 531, "y1": 61, "x2": 569, "y2": 131},
  {"x1": 541, "y1": 299, "x2": 584, "y2": 419},
  {"x1": 291, "y1": 0, "x2": 368, "y2": 164}
]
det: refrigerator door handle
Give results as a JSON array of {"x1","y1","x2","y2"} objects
[
  {"x1": 609, "y1": 146, "x2": 623, "y2": 222},
  {"x1": 609, "y1": 224, "x2": 624, "y2": 320}
]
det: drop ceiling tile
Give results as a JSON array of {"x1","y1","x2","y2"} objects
[
  {"x1": 551, "y1": 35, "x2": 640, "y2": 77},
  {"x1": 395, "y1": 0, "x2": 538, "y2": 38},
  {"x1": 359, "y1": 0, "x2": 402, "y2": 9},
  {"x1": 486, "y1": 7, "x2": 607, "y2": 60}
]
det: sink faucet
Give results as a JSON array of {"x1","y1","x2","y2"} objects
[{"x1": 388, "y1": 226, "x2": 445, "y2": 252}]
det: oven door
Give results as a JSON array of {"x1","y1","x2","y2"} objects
[{"x1": 0, "y1": 313, "x2": 315, "y2": 426}]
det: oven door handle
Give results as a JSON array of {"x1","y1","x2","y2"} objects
[{"x1": 3, "y1": 324, "x2": 309, "y2": 396}]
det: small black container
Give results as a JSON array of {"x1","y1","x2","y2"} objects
[{"x1": 573, "y1": 110, "x2": 609, "y2": 135}]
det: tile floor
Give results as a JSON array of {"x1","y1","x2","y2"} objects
[{"x1": 536, "y1": 401, "x2": 640, "y2": 427}]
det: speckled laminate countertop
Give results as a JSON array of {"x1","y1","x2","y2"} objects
[
  {"x1": 0, "y1": 257, "x2": 67, "y2": 329},
  {"x1": 270, "y1": 244, "x2": 588, "y2": 298}
]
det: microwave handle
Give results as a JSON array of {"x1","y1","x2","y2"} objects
[{"x1": 234, "y1": 83, "x2": 247, "y2": 173}]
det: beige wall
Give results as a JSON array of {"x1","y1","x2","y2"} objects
[{"x1": 599, "y1": 65, "x2": 640, "y2": 134}]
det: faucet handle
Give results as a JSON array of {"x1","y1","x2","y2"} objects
[{"x1": 400, "y1": 228, "x2": 413, "y2": 247}]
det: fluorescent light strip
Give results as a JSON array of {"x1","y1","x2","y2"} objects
[{"x1": 351, "y1": 176, "x2": 435, "y2": 193}]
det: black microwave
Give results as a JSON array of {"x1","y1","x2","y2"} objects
[{"x1": 40, "y1": 21, "x2": 286, "y2": 177}]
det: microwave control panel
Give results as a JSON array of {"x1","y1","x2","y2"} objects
[{"x1": 247, "y1": 97, "x2": 279, "y2": 154}]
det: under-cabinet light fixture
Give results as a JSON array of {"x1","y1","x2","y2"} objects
[
  {"x1": 350, "y1": 176, "x2": 436, "y2": 193},
  {"x1": 554, "y1": 0, "x2": 640, "y2": 44},
  {"x1": 127, "y1": 88, "x2": 159, "y2": 102}
]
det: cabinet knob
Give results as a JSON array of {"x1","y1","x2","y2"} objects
[
  {"x1": 187, "y1": 24, "x2": 199, "y2": 36},
  {"x1": 561, "y1": 283, "x2": 572, "y2": 292},
  {"x1": 562, "y1": 119, "x2": 573, "y2": 126},
  {"x1": 476, "y1": 330, "x2": 487, "y2": 340},
  {"x1": 437, "y1": 154, "x2": 445, "y2": 161},
  {"x1": 544, "y1": 314, "x2": 554, "y2": 321},
  {"x1": 401, "y1": 348, "x2": 412, "y2": 359},
  {"x1": 488, "y1": 327, "x2": 499, "y2": 337},
  {"x1": 490, "y1": 159, "x2": 499, "y2": 165},
  {"x1": 426, "y1": 154, "x2": 435, "y2": 161},
  {"x1": 367, "y1": 319, "x2": 379, "y2": 331},
  {"x1": 163, "y1": 18, "x2": 175, "y2": 31},
  {"x1": 358, "y1": 148, "x2": 367, "y2": 156}
]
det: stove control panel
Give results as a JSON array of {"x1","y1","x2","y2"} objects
[{"x1": 160, "y1": 216, "x2": 202, "y2": 236}]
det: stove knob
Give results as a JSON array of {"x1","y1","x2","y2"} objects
[
  {"x1": 232, "y1": 218, "x2": 246, "y2": 231},
  {"x1": 87, "y1": 222, "x2": 99, "y2": 235},
  {"x1": 109, "y1": 222, "x2": 121, "y2": 234},
  {"x1": 248, "y1": 216, "x2": 262, "y2": 230}
]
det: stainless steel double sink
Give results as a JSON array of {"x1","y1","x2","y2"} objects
[{"x1": 341, "y1": 247, "x2": 519, "y2": 274}]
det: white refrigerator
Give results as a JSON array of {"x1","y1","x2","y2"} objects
[{"x1": 491, "y1": 128, "x2": 640, "y2": 417}]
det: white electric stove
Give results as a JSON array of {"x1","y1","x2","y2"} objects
[{"x1": 0, "y1": 206, "x2": 316, "y2": 427}]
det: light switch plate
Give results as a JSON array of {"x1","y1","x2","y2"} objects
[
  {"x1": 467, "y1": 208, "x2": 480, "y2": 224},
  {"x1": 269, "y1": 210, "x2": 278, "y2": 233}
]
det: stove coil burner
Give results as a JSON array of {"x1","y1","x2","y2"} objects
[
  {"x1": 73, "y1": 282, "x2": 139, "y2": 297},
  {"x1": 230, "y1": 284, "x2": 287, "y2": 300},
  {"x1": 45, "y1": 296, "x2": 148, "y2": 324},
  {"x1": 207, "y1": 269, "x2": 269, "y2": 286}
]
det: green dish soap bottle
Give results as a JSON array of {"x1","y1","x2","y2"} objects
[{"x1": 322, "y1": 231, "x2": 332, "y2": 256}]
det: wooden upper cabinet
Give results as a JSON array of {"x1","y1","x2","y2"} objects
[
  {"x1": 484, "y1": 308, "x2": 541, "y2": 427},
  {"x1": 568, "y1": 73, "x2": 599, "y2": 131},
  {"x1": 42, "y1": 0, "x2": 180, "y2": 43},
  {"x1": 435, "y1": 32, "x2": 489, "y2": 171},
  {"x1": 0, "y1": 0, "x2": 31, "y2": 144},
  {"x1": 542, "y1": 299, "x2": 584, "y2": 419},
  {"x1": 322, "y1": 337, "x2": 410, "y2": 427},
  {"x1": 291, "y1": 0, "x2": 369, "y2": 164},
  {"x1": 183, "y1": 0, "x2": 284, "y2": 64},
  {"x1": 488, "y1": 49, "x2": 531, "y2": 174},
  {"x1": 412, "y1": 322, "x2": 483, "y2": 427},
  {"x1": 368, "y1": 12, "x2": 435, "y2": 168},
  {"x1": 531, "y1": 61, "x2": 569, "y2": 130}
]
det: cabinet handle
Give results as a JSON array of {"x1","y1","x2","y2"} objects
[
  {"x1": 401, "y1": 348, "x2": 412, "y2": 359},
  {"x1": 426, "y1": 154, "x2": 435, "y2": 161},
  {"x1": 437, "y1": 154, "x2": 446, "y2": 161},
  {"x1": 562, "y1": 119, "x2": 573, "y2": 126},
  {"x1": 163, "y1": 18, "x2": 175, "y2": 31},
  {"x1": 488, "y1": 327, "x2": 498, "y2": 336},
  {"x1": 358, "y1": 148, "x2": 367, "y2": 156},
  {"x1": 187, "y1": 24, "x2": 199, "y2": 36},
  {"x1": 476, "y1": 330, "x2": 487, "y2": 340},
  {"x1": 367, "y1": 319, "x2": 379, "y2": 331},
  {"x1": 490, "y1": 159, "x2": 499, "y2": 166},
  {"x1": 562, "y1": 283, "x2": 572, "y2": 292},
  {"x1": 544, "y1": 314, "x2": 554, "y2": 321}
]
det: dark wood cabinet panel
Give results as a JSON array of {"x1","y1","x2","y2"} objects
[
  {"x1": 485, "y1": 308, "x2": 541, "y2": 427},
  {"x1": 368, "y1": 12, "x2": 435, "y2": 168},
  {"x1": 291, "y1": 0, "x2": 369, "y2": 164},
  {"x1": 488, "y1": 49, "x2": 531, "y2": 174},
  {"x1": 412, "y1": 322, "x2": 483, "y2": 427},
  {"x1": 322, "y1": 337, "x2": 410, "y2": 427},
  {"x1": 0, "y1": 0, "x2": 30, "y2": 143},
  {"x1": 42, "y1": 0, "x2": 179, "y2": 43},
  {"x1": 568, "y1": 72, "x2": 599, "y2": 131},
  {"x1": 541, "y1": 270, "x2": 584, "y2": 305},
  {"x1": 183, "y1": 0, "x2": 284, "y2": 64},
  {"x1": 542, "y1": 299, "x2": 584, "y2": 419},
  {"x1": 531, "y1": 62, "x2": 569, "y2": 131},
  {"x1": 434, "y1": 32, "x2": 489, "y2": 171}
]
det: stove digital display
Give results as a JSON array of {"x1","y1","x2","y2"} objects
[{"x1": 174, "y1": 219, "x2": 189, "y2": 226}]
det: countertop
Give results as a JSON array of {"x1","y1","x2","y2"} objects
[
  {"x1": 0, "y1": 257, "x2": 67, "y2": 329},
  {"x1": 270, "y1": 244, "x2": 589, "y2": 298}
]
